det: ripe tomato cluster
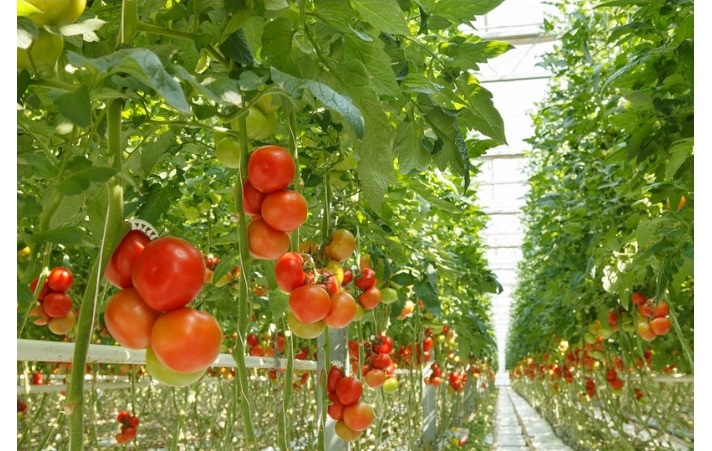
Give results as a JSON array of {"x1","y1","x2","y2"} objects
[
  {"x1": 357, "y1": 334, "x2": 398, "y2": 390},
  {"x1": 28, "y1": 266, "x2": 76, "y2": 335},
  {"x1": 326, "y1": 364, "x2": 375, "y2": 442},
  {"x1": 244, "y1": 145, "x2": 308, "y2": 260},
  {"x1": 103, "y1": 230, "x2": 222, "y2": 386},
  {"x1": 447, "y1": 370, "x2": 468, "y2": 393},
  {"x1": 606, "y1": 368, "x2": 624, "y2": 392},
  {"x1": 631, "y1": 292, "x2": 671, "y2": 341},
  {"x1": 424, "y1": 362, "x2": 444, "y2": 386},
  {"x1": 115, "y1": 410, "x2": 140, "y2": 444}
]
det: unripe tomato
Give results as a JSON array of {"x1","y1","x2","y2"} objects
[
  {"x1": 335, "y1": 420, "x2": 362, "y2": 442},
  {"x1": 215, "y1": 135, "x2": 242, "y2": 169},
  {"x1": 324, "y1": 229, "x2": 356, "y2": 262},
  {"x1": 287, "y1": 311, "x2": 325, "y2": 339},
  {"x1": 342, "y1": 402, "x2": 374, "y2": 432},
  {"x1": 145, "y1": 347, "x2": 206, "y2": 387},
  {"x1": 247, "y1": 145, "x2": 295, "y2": 193},
  {"x1": 17, "y1": 30, "x2": 64, "y2": 72},
  {"x1": 358, "y1": 287, "x2": 382, "y2": 310},
  {"x1": 48, "y1": 310, "x2": 76, "y2": 335},
  {"x1": 23, "y1": 0, "x2": 71, "y2": 26}
]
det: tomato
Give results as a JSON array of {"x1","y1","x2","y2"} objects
[
  {"x1": 335, "y1": 376, "x2": 362, "y2": 406},
  {"x1": 358, "y1": 287, "x2": 381, "y2": 310},
  {"x1": 342, "y1": 268, "x2": 353, "y2": 286},
  {"x1": 17, "y1": 29, "x2": 64, "y2": 72},
  {"x1": 380, "y1": 287, "x2": 398, "y2": 304},
  {"x1": 247, "y1": 145, "x2": 295, "y2": 193},
  {"x1": 342, "y1": 402, "x2": 374, "y2": 432},
  {"x1": 653, "y1": 301, "x2": 669, "y2": 318},
  {"x1": 325, "y1": 260, "x2": 344, "y2": 285},
  {"x1": 236, "y1": 106, "x2": 277, "y2": 140},
  {"x1": 48, "y1": 310, "x2": 76, "y2": 335},
  {"x1": 215, "y1": 134, "x2": 242, "y2": 169},
  {"x1": 636, "y1": 322, "x2": 657, "y2": 341},
  {"x1": 42, "y1": 292, "x2": 73, "y2": 318},
  {"x1": 355, "y1": 268, "x2": 376, "y2": 291},
  {"x1": 289, "y1": 284, "x2": 331, "y2": 324},
  {"x1": 145, "y1": 347, "x2": 206, "y2": 387},
  {"x1": 29, "y1": 277, "x2": 51, "y2": 302},
  {"x1": 317, "y1": 269, "x2": 339, "y2": 296},
  {"x1": 274, "y1": 252, "x2": 307, "y2": 292},
  {"x1": 255, "y1": 93, "x2": 280, "y2": 114},
  {"x1": 298, "y1": 240, "x2": 319, "y2": 254},
  {"x1": 151, "y1": 307, "x2": 223, "y2": 373},
  {"x1": 359, "y1": 254, "x2": 372, "y2": 270},
  {"x1": 132, "y1": 236, "x2": 205, "y2": 311},
  {"x1": 287, "y1": 311, "x2": 325, "y2": 339},
  {"x1": 370, "y1": 352, "x2": 392, "y2": 370},
  {"x1": 104, "y1": 288, "x2": 160, "y2": 350},
  {"x1": 327, "y1": 364, "x2": 344, "y2": 393},
  {"x1": 650, "y1": 317, "x2": 671, "y2": 336},
  {"x1": 22, "y1": 0, "x2": 85, "y2": 26},
  {"x1": 382, "y1": 377, "x2": 399, "y2": 394},
  {"x1": 364, "y1": 369, "x2": 387, "y2": 388},
  {"x1": 324, "y1": 291, "x2": 357, "y2": 329},
  {"x1": 29, "y1": 304, "x2": 50, "y2": 325},
  {"x1": 324, "y1": 229, "x2": 356, "y2": 262},
  {"x1": 260, "y1": 190, "x2": 308, "y2": 232},
  {"x1": 105, "y1": 229, "x2": 151, "y2": 289},
  {"x1": 353, "y1": 303, "x2": 365, "y2": 322},
  {"x1": 242, "y1": 178, "x2": 267, "y2": 216},
  {"x1": 631, "y1": 291, "x2": 647, "y2": 306},
  {"x1": 334, "y1": 420, "x2": 362, "y2": 442},
  {"x1": 247, "y1": 218, "x2": 290, "y2": 260},
  {"x1": 46, "y1": 266, "x2": 74, "y2": 292}
]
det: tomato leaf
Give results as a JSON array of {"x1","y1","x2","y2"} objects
[
  {"x1": 268, "y1": 289, "x2": 290, "y2": 318},
  {"x1": 313, "y1": 0, "x2": 353, "y2": 33},
  {"x1": 57, "y1": 167, "x2": 118, "y2": 195},
  {"x1": 221, "y1": 0, "x2": 255, "y2": 38},
  {"x1": 395, "y1": 118, "x2": 431, "y2": 174},
  {"x1": 135, "y1": 184, "x2": 180, "y2": 226},
  {"x1": 261, "y1": 17, "x2": 293, "y2": 59},
  {"x1": 219, "y1": 30, "x2": 254, "y2": 66},
  {"x1": 139, "y1": 131, "x2": 177, "y2": 177},
  {"x1": 35, "y1": 226, "x2": 89, "y2": 245},
  {"x1": 271, "y1": 68, "x2": 365, "y2": 139},
  {"x1": 417, "y1": 0, "x2": 505, "y2": 21},
  {"x1": 414, "y1": 281, "x2": 441, "y2": 318},
  {"x1": 58, "y1": 18, "x2": 106, "y2": 42},
  {"x1": 343, "y1": 35, "x2": 400, "y2": 97},
  {"x1": 17, "y1": 17, "x2": 38, "y2": 49},
  {"x1": 52, "y1": 85, "x2": 92, "y2": 128},
  {"x1": 67, "y1": 49, "x2": 191, "y2": 114},
  {"x1": 351, "y1": 0, "x2": 409, "y2": 36}
]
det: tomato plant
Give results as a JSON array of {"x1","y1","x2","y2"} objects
[
  {"x1": 104, "y1": 288, "x2": 160, "y2": 350},
  {"x1": 150, "y1": 307, "x2": 223, "y2": 373},
  {"x1": 132, "y1": 236, "x2": 205, "y2": 311},
  {"x1": 104, "y1": 229, "x2": 151, "y2": 289}
]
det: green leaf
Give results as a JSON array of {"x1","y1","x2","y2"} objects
[
  {"x1": 271, "y1": 68, "x2": 365, "y2": 139},
  {"x1": 141, "y1": 131, "x2": 177, "y2": 176},
  {"x1": 268, "y1": 289, "x2": 290, "y2": 318},
  {"x1": 35, "y1": 226, "x2": 88, "y2": 245},
  {"x1": 57, "y1": 167, "x2": 118, "y2": 195},
  {"x1": 221, "y1": 0, "x2": 255, "y2": 38},
  {"x1": 417, "y1": 0, "x2": 505, "y2": 21},
  {"x1": 344, "y1": 35, "x2": 400, "y2": 97},
  {"x1": 17, "y1": 17, "x2": 38, "y2": 49},
  {"x1": 58, "y1": 18, "x2": 106, "y2": 42},
  {"x1": 395, "y1": 119, "x2": 430, "y2": 174},
  {"x1": 261, "y1": 17, "x2": 293, "y2": 59},
  {"x1": 52, "y1": 85, "x2": 92, "y2": 128},
  {"x1": 136, "y1": 184, "x2": 179, "y2": 225},
  {"x1": 313, "y1": 0, "x2": 353, "y2": 33},
  {"x1": 67, "y1": 49, "x2": 191, "y2": 114},
  {"x1": 264, "y1": 0, "x2": 289, "y2": 11},
  {"x1": 351, "y1": 0, "x2": 409, "y2": 36},
  {"x1": 47, "y1": 193, "x2": 85, "y2": 230},
  {"x1": 665, "y1": 138, "x2": 693, "y2": 180},
  {"x1": 17, "y1": 278, "x2": 34, "y2": 311},
  {"x1": 448, "y1": 40, "x2": 513, "y2": 70},
  {"x1": 219, "y1": 30, "x2": 254, "y2": 66},
  {"x1": 414, "y1": 281, "x2": 441, "y2": 317},
  {"x1": 456, "y1": 82, "x2": 507, "y2": 144},
  {"x1": 212, "y1": 251, "x2": 241, "y2": 284}
]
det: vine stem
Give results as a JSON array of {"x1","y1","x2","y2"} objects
[
  {"x1": 229, "y1": 112, "x2": 257, "y2": 446},
  {"x1": 67, "y1": 99, "x2": 127, "y2": 450}
]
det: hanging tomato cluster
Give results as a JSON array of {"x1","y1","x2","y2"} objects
[
  {"x1": 102, "y1": 230, "x2": 222, "y2": 386},
  {"x1": 28, "y1": 266, "x2": 76, "y2": 335},
  {"x1": 447, "y1": 370, "x2": 468, "y2": 393},
  {"x1": 361, "y1": 334, "x2": 397, "y2": 389},
  {"x1": 326, "y1": 364, "x2": 375, "y2": 442},
  {"x1": 243, "y1": 145, "x2": 308, "y2": 260},
  {"x1": 631, "y1": 292, "x2": 671, "y2": 341},
  {"x1": 115, "y1": 410, "x2": 140, "y2": 444}
]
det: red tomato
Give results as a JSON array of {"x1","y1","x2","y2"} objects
[
  {"x1": 42, "y1": 292, "x2": 73, "y2": 318},
  {"x1": 261, "y1": 190, "x2": 308, "y2": 232},
  {"x1": 29, "y1": 277, "x2": 51, "y2": 302},
  {"x1": 364, "y1": 369, "x2": 387, "y2": 388},
  {"x1": 327, "y1": 364, "x2": 344, "y2": 393},
  {"x1": 104, "y1": 288, "x2": 160, "y2": 350},
  {"x1": 358, "y1": 287, "x2": 382, "y2": 310},
  {"x1": 289, "y1": 284, "x2": 331, "y2": 324},
  {"x1": 335, "y1": 376, "x2": 363, "y2": 407},
  {"x1": 342, "y1": 402, "x2": 374, "y2": 432},
  {"x1": 105, "y1": 230, "x2": 151, "y2": 289},
  {"x1": 151, "y1": 307, "x2": 223, "y2": 373},
  {"x1": 242, "y1": 177, "x2": 267, "y2": 216},
  {"x1": 324, "y1": 291, "x2": 357, "y2": 329},
  {"x1": 355, "y1": 268, "x2": 376, "y2": 291},
  {"x1": 317, "y1": 269, "x2": 339, "y2": 296},
  {"x1": 46, "y1": 266, "x2": 74, "y2": 292},
  {"x1": 274, "y1": 252, "x2": 307, "y2": 292},
  {"x1": 328, "y1": 399, "x2": 345, "y2": 420},
  {"x1": 247, "y1": 218, "x2": 291, "y2": 260},
  {"x1": 247, "y1": 145, "x2": 295, "y2": 193},
  {"x1": 132, "y1": 236, "x2": 205, "y2": 311}
]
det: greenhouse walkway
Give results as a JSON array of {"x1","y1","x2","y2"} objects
[{"x1": 493, "y1": 386, "x2": 573, "y2": 450}]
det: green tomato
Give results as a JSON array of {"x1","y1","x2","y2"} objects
[
  {"x1": 254, "y1": 93, "x2": 280, "y2": 114},
  {"x1": 383, "y1": 377, "x2": 399, "y2": 394},
  {"x1": 17, "y1": 30, "x2": 64, "y2": 72},
  {"x1": 244, "y1": 107, "x2": 268, "y2": 139},
  {"x1": 198, "y1": 199, "x2": 212, "y2": 214},
  {"x1": 215, "y1": 136, "x2": 242, "y2": 169},
  {"x1": 253, "y1": 110, "x2": 278, "y2": 140},
  {"x1": 380, "y1": 287, "x2": 398, "y2": 305},
  {"x1": 59, "y1": 0, "x2": 86, "y2": 25},
  {"x1": 22, "y1": 0, "x2": 70, "y2": 26},
  {"x1": 145, "y1": 347, "x2": 206, "y2": 387},
  {"x1": 183, "y1": 206, "x2": 200, "y2": 220}
]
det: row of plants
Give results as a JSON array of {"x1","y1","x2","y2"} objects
[
  {"x1": 507, "y1": 0, "x2": 694, "y2": 449},
  {"x1": 17, "y1": 0, "x2": 508, "y2": 448}
]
